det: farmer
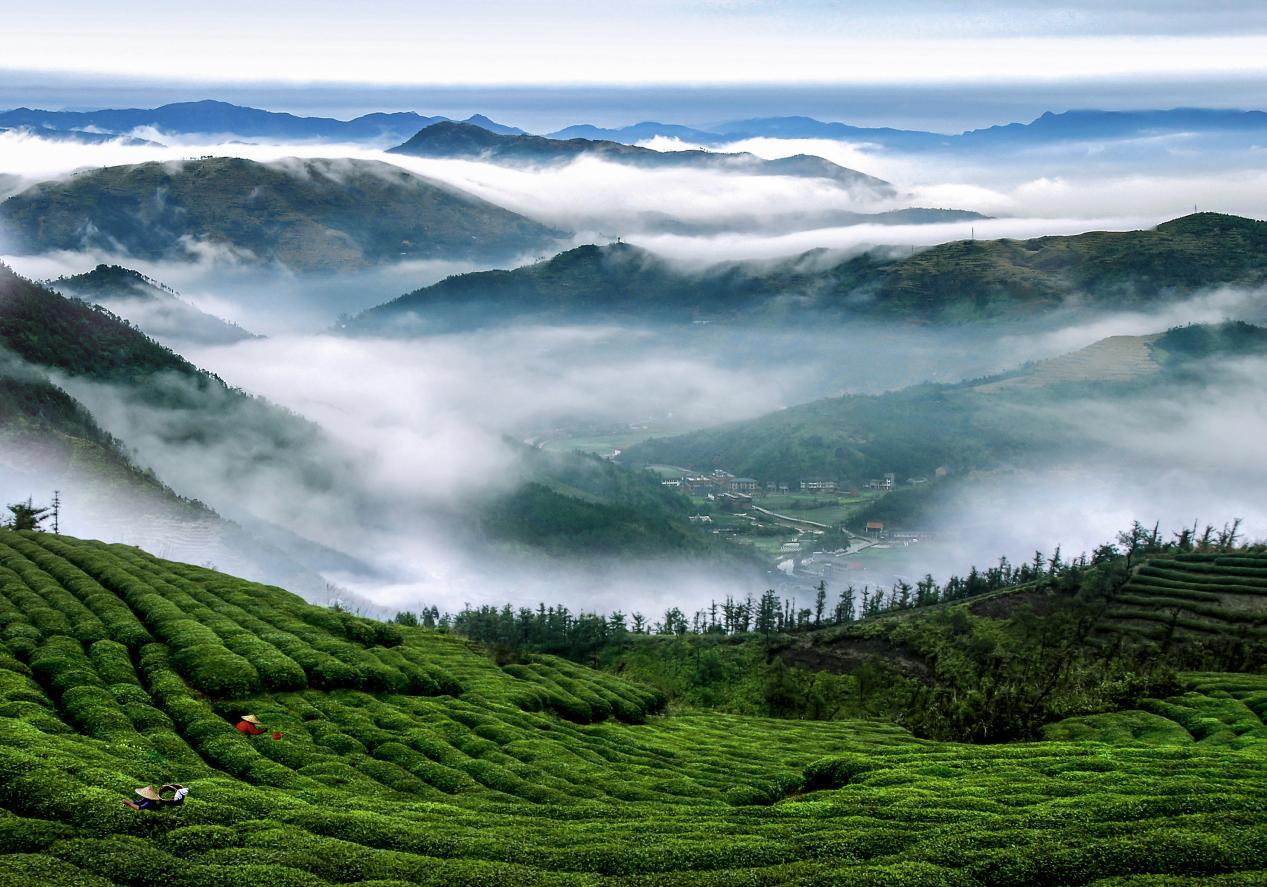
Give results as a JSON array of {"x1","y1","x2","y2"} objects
[
  {"x1": 235, "y1": 714, "x2": 267, "y2": 735},
  {"x1": 235, "y1": 713, "x2": 283, "y2": 740},
  {"x1": 124, "y1": 783, "x2": 188, "y2": 810}
]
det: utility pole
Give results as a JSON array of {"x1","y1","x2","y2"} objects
[{"x1": 51, "y1": 490, "x2": 60, "y2": 535}]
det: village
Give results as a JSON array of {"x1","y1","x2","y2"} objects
[{"x1": 645, "y1": 465, "x2": 949, "y2": 591}]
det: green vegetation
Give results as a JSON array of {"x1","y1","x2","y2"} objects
[
  {"x1": 0, "y1": 157, "x2": 563, "y2": 271},
  {"x1": 350, "y1": 213, "x2": 1267, "y2": 330},
  {"x1": 0, "y1": 529, "x2": 1262, "y2": 883},
  {"x1": 484, "y1": 448, "x2": 743, "y2": 558}
]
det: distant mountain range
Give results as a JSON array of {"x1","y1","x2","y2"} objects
[
  {"x1": 5, "y1": 100, "x2": 1267, "y2": 152},
  {"x1": 387, "y1": 121, "x2": 895, "y2": 195},
  {"x1": 346, "y1": 213, "x2": 1267, "y2": 332},
  {"x1": 50, "y1": 264, "x2": 257, "y2": 345},
  {"x1": 0, "y1": 156, "x2": 564, "y2": 271},
  {"x1": 0, "y1": 99, "x2": 523, "y2": 146},
  {"x1": 554, "y1": 108, "x2": 1267, "y2": 151}
]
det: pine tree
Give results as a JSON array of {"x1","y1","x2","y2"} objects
[{"x1": 6, "y1": 499, "x2": 50, "y2": 531}]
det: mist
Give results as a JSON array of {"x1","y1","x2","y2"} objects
[{"x1": 4, "y1": 123, "x2": 1267, "y2": 620}]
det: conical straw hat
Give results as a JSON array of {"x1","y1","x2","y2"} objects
[
  {"x1": 135, "y1": 785, "x2": 162, "y2": 801},
  {"x1": 241, "y1": 714, "x2": 262, "y2": 726}
]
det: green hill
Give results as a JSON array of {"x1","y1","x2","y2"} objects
[
  {"x1": 51, "y1": 265, "x2": 257, "y2": 346},
  {"x1": 349, "y1": 213, "x2": 1267, "y2": 331},
  {"x1": 0, "y1": 529, "x2": 1263, "y2": 884},
  {"x1": 0, "y1": 157, "x2": 564, "y2": 272},
  {"x1": 622, "y1": 321, "x2": 1267, "y2": 495}
]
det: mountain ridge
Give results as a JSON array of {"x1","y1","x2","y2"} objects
[
  {"x1": 388, "y1": 121, "x2": 895, "y2": 193},
  {"x1": 348, "y1": 212, "x2": 1267, "y2": 331}
]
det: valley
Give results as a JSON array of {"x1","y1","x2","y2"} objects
[{"x1": 2, "y1": 65, "x2": 1267, "y2": 884}]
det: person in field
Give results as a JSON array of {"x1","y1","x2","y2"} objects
[
  {"x1": 235, "y1": 713, "x2": 283, "y2": 739},
  {"x1": 235, "y1": 713, "x2": 267, "y2": 735},
  {"x1": 124, "y1": 783, "x2": 188, "y2": 810}
]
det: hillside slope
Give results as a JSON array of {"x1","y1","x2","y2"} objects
[
  {"x1": 51, "y1": 265, "x2": 256, "y2": 346},
  {"x1": 350, "y1": 213, "x2": 1267, "y2": 331},
  {"x1": 0, "y1": 157, "x2": 564, "y2": 271},
  {"x1": 622, "y1": 321, "x2": 1267, "y2": 487},
  {"x1": 0, "y1": 530, "x2": 1263, "y2": 885}
]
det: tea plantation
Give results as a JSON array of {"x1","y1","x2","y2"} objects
[
  {"x1": 0, "y1": 529, "x2": 1264, "y2": 885},
  {"x1": 1107, "y1": 553, "x2": 1267, "y2": 642}
]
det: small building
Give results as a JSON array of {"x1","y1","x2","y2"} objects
[
  {"x1": 729, "y1": 477, "x2": 758, "y2": 494},
  {"x1": 800, "y1": 479, "x2": 838, "y2": 492},
  {"x1": 661, "y1": 478, "x2": 682, "y2": 488},
  {"x1": 717, "y1": 492, "x2": 753, "y2": 512},
  {"x1": 684, "y1": 476, "x2": 717, "y2": 494},
  {"x1": 865, "y1": 520, "x2": 886, "y2": 536},
  {"x1": 688, "y1": 514, "x2": 713, "y2": 524}
]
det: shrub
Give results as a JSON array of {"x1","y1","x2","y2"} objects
[
  {"x1": 0, "y1": 814, "x2": 75, "y2": 852},
  {"x1": 802, "y1": 753, "x2": 878, "y2": 790},
  {"x1": 170, "y1": 644, "x2": 260, "y2": 698},
  {"x1": 159, "y1": 824, "x2": 240, "y2": 856}
]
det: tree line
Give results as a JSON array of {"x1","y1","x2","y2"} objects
[{"x1": 395, "y1": 520, "x2": 1248, "y2": 662}]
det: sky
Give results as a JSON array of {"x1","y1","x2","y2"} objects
[{"x1": 4, "y1": 2, "x2": 1267, "y2": 89}]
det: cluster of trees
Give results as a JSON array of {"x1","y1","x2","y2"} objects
[
  {"x1": 398, "y1": 520, "x2": 1251, "y2": 667},
  {"x1": 397, "y1": 547, "x2": 1087, "y2": 660}
]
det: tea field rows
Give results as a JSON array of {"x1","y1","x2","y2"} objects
[{"x1": 0, "y1": 530, "x2": 1263, "y2": 885}]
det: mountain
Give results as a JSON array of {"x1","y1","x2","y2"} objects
[
  {"x1": 0, "y1": 100, "x2": 524, "y2": 145},
  {"x1": 348, "y1": 213, "x2": 1267, "y2": 332},
  {"x1": 548, "y1": 120, "x2": 728, "y2": 143},
  {"x1": 0, "y1": 528, "x2": 1262, "y2": 883},
  {"x1": 549, "y1": 108, "x2": 1267, "y2": 151},
  {"x1": 388, "y1": 121, "x2": 895, "y2": 194},
  {"x1": 0, "y1": 156, "x2": 565, "y2": 271},
  {"x1": 0, "y1": 125, "x2": 162, "y2": 146},
  {"x1": 51, "y1": 265, "x2": 257, "y2": 346},
  {"x1": 620, "y1": 321, "x2": 1267, "y2": 492},
  {"x1": 956, "y1": 108, "x2": 1267, "y2": 147}
]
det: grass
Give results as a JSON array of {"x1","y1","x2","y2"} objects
[{"x1": 0, "y1": 528, "x2": 1263, "y2": 884}]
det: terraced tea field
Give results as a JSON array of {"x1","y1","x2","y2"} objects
[
  {"x1": 1108, "y1": 553, "x2": 1267, "y2": 642},
  {"x1": 0, "y1": 529, "x2": 1264, "y2": 885}
]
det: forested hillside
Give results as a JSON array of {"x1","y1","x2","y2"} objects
[
  {"x1": 0, "y1": 157, "x2": 564, "y2": 271},
  {"x1": 0, "y1": 529, "x2": 1263, "y2": 885},
  {"x1": 350, "y1": 213, "x2": 1267, "y2": 331}
]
